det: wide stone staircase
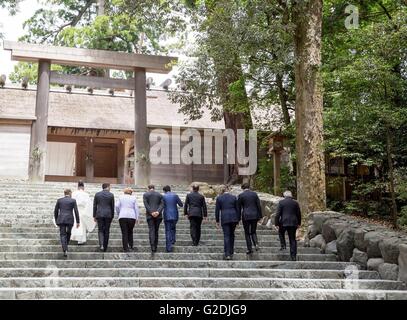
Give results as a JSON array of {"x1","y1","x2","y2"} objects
[{"x1": 0, "y1": 182, "x2": 406, "y2": 299}]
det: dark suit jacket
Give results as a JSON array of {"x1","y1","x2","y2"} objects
[
  {"x1": 54, "y1": 196, "x2": 80, "y2": 226},
  {"x1": 275, "y1": 197, "x2": 302, "y2": 227},
  {"x1": 163, "y1": 192, "x2": 183, "y2": 221},
  {"x1": 237, "y1": 189, "x2": 262, "y2": 221},
  {"x1": 184, "y1": 191, "x2": 207, "y2": 218},
  {"x1": 143, "y1": 190, "x2": 164, "y2": 220},
  {"x1": 93, "y1": 190, "x2": 115, "y2": 219},
  {"x1": 215, "y1": 193, "x2": 240, "y2": 225}
]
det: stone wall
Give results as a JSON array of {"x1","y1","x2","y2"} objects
[{"x1": 306, "y1": 211, "x2": 407, "y2": 282}]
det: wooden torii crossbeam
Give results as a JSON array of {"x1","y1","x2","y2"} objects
[
  {"x1": 3, "y1": 40, "x2": 178, "y2": 185},
  {"x1": 3, "y1": 40, "x2": 176, "y2": 73}
]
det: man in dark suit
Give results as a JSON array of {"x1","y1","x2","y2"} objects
[
  {"x1": 93, "y1": 183, "x2": 115, "y2": 252},
  {"x1": 143, "y1": 184, "x2": 164, "y2": 253},
  {"x1": 184, "y1": 184, "x2": 207, "y2": 246},
  {"x1": 215, "y1": 185, "x2": 241, "y2": 260},
  {"x1": 237, "y1": 183, "x2": 262, "y2": 254},
  {"x1": 275, "y1": 190, "x2": 302, "y2": 261},
  {"x1": 54, "y1": 189, "x2": 80, "y2": 257},
  {"x1": 162, "y1": 185, "x2": 183, "y2": 252}
]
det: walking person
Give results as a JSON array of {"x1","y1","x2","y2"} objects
[
  {"x1": 71, "y1": 181, "x2": 95, "y2": 245},
  {"x1": 143, "y1": 185, "x2": 164, "y2": 253},
  {"x1": 54, "y1": 189, "x2": 80, "y2": 257},
  {"x1": 184, "y1": 184, "x2": 207, "y2": 246},
  {"x1": 115, "y1": 188, "x2": 140, "y2": 252},
  {"x1": 215, "y1": 185, "x2": 241, "y2": 260},
  {"x1": 93, "y1": 183, "x2": 115, "y2": 252},
  {"x1": 237, "y1": 183, "x2": 262, "y2": 254},
  {"x1": 275, "y1": 190, "x2": 302, "y2": 261},
  {"x1": 162, "y1": 185, "x2": 183, "y2": 252}
]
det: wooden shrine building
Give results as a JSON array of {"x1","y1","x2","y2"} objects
[{"x1": 0, "y1": 41, "x2": 225, "y2": 185}]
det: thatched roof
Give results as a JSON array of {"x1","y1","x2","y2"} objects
[{"x1": 0, "y1": 86, "x2": 225, "y2": 131}]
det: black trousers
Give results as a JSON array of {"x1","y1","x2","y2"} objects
[
  {"x1": 189, "y1": 216, "x2": 203, "y2": 245},
  {"x1": 243, "y1": 219, "x2": 259, "y2": 251},
  {"x1": 222, "y1": 222, "x2": 237, "y2": 257},
  {"x1": 59, "y1": 224, "x2": 73, "y2": 252},
  {"x1": 97, "y1": 217, "x2": 113, "y2": 251},
  {"x1": 279, "y1": 226, "x2": 298, "y2": 257},
  {"x1": 147, "y1": 217, "x2": 162, "y2": 251},
  {"x1": 278, "y1": 226, "x2": 287, "y2": 249},
  {"x1": 164, "y1": 220, "x2": 177, "y2": 252},
  {"x1": 119, "y1": 218, "x2": 136, "y2": 251}
]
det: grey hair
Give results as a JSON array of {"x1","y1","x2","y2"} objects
[
  {"x1": 220, "y1": 185, "x2": 229, "y2": 194},
  {"x1": 283, "y1": 190, "x2": 293, "y2": 198}
]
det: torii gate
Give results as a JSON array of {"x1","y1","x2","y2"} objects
[{"x1": 3, "y1": 41, "x2": 177, "y2": 186}]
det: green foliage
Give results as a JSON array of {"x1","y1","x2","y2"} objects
[
  {"x1": 280, "y1": 165, "x2": 296, "y2": 196},
  {"x1": 343, "y1": 180, "x2": 389, "y2": 217},
  {"x1": 398, "y1": 206, "x2": 407, "y2": 227},
  {"x1": 9, "y1": 63, "x2": 63, "y2": 85},
  {"x1": 171, "y1": 0, "x2": 295, "y2": 130},
  {"x1": 323, "y1": 1, "x2": 407, "y2": 222},
  {"x1": 254, "y1": 156, "x2": 273, "y2": 194},
  {"x1": 12, "y1": 0, "x2": 187, "y2": 80},
  {"x1": 395, "y1": 168, "x2": 407, "y2": 226}
]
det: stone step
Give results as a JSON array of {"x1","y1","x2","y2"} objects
[
  {"x1": 0, "y1": 219, "x2": 239, "y2": 225},
  {"x1": 0, "y1": 206, "x2": 215, "y2": 212},
  {"x1": 3, "y1": 223, "x2": 270, "y2": 229},
  {"x1": 0, "y1": 245, "x2": 321, "y2": 254},
  {"x1": 0, "y1": 183, "x2": 189, "y2": 188},
  {"x1": 0, "y1": 233, "x2": 284, "y2": 241},
  {"x1": 0, "y1": 226, "x2": 275, "y2": 234},
  {"x1": 0, "y1": 229, "x2": 276, "y2": 236},
  {"x1": 0, "y1": 252, "x2": 337, "y2": 261},
  {"x1": 0, "y1": 210, "x2": 215, "y2": 215},
  {"x1": 0, "y1": 277, "x2": 404, "y2": 290},
  {"x1": 0, "y1": 190, "x2": 191, "y2": 195},
  {"x1": 1, "y1": 287, "x2": 407, "y2": 299},
  {"x1": 0, "y1": 267, "x2": 380, "y2": 280},
  {"x1": 0, "y1": 260, "x2": 360, "y2": 270},
  {"x1": 0, "y1": 194, "x2": 195, "y2": 200},
  {"x1": 0, "y1": 239, "x2": 300, "y2": 247},
  {"x1": 0, "y1": 184, "x2": 190, "y2": 189},
  {"x1": 0, "y1": 192, "x2": 191, "y2": 197}
]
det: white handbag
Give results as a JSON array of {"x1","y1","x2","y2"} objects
[{"x1": 266, "y1": 218, "x2": 273, "y2": 229}]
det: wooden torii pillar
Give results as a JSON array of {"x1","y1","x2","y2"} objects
[
  {"x1": 30, "y1": 60, "x2": 50, "y2": 182},
  {"x1": 134, "y1": 68, "x2": 150, "y2": 186},
  {"x1": 3, "y1": 41, "x2": 177, "y2": 185}
]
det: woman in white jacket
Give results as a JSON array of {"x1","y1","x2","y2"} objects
[
  {"x1": 71, "y1": 181, "x2": 96, "y2": 244},
  {"x1": 115, "y1": 188, "x2": 140, "y2": 252}
]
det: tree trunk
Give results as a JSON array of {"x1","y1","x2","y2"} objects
[
  {"x1": 223, "y1": 109, "x2": 250, "y2": 184},
  {"x1": 276, "y1": 73, "x2": 291, "y2": 126},
  {"x1": 293, "y1": 0, "x2": 326, "y2": 215},
  {"x1": 386, "y1": 127, "x2": 398, "y2": 228}
]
